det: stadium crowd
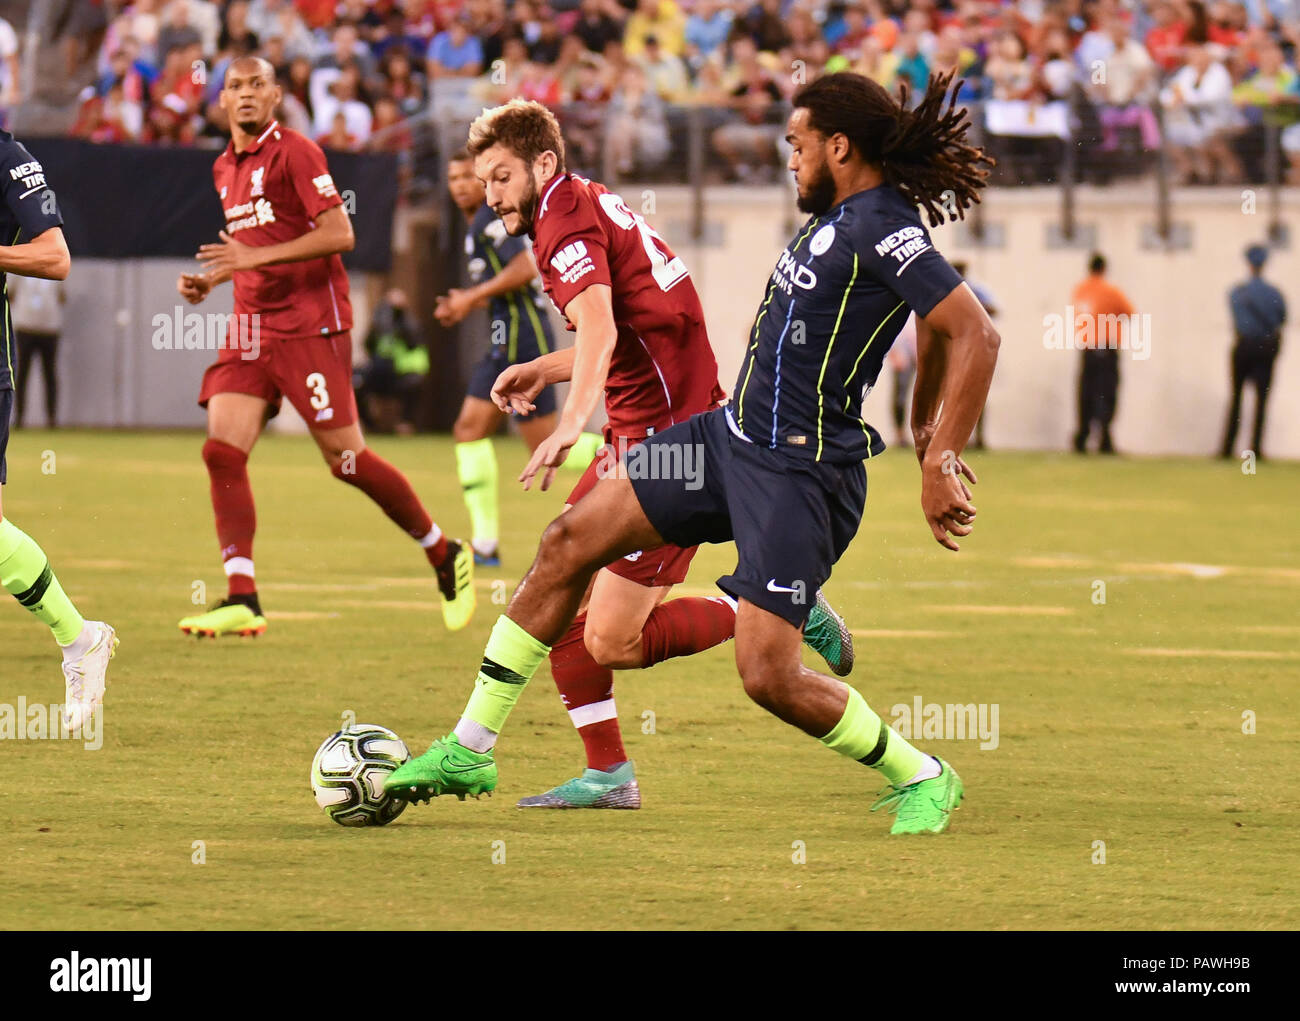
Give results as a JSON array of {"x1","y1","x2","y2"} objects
[{"x1": 31, "y1": 0, "x2": 1300, "y2": 184}]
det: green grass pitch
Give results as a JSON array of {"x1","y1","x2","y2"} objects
[{"x1": 0, "y1": 429, "x2": 1296, "y2": 930}]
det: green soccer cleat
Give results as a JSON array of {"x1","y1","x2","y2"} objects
[
  {"x1": 516, "y1": 761, "x2": 641, "y2": 809},
  {"x1": 178, "y1": 598, "x2": 267, "y2": 638},
  {"x1": 434, "y1": 539, "x2": 476, "y2": 632},
  {"x1": 803, "y1": 588, "x2": 854, "y2": 676},
  {"x1": 383, "y1": 734, "x2": 497, "y2": 802},
  {"x1": 870, "y1": 758, "x2": 964, "y2": 835}
]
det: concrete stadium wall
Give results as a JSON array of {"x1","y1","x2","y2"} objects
[{"x1": 36, "y1": 185, "x2": 1300, "y2": 460}]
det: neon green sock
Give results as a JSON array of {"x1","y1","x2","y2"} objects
[
  {"x1": 462, "y1": 615, "x2": 552, "y2": 735},
  {"x1": 455, "y1": 438, "x2": 499, "y2": 549},
  {"x1": 561, "y1": 432, "x2": 604, "y2": 472},
  {"x1": 820, "y1": 684, "x2": 927, "y2": 786},
  {"x1": 0, "y1": 518, "x2": 85, "y2": 645}
]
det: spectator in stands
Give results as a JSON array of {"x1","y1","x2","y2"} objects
[
  {"x1": 485, "y1": 36, "x2": 530, "y2": 101},
  {"x1": 379, "y1": 46, "x2": 428, "y2": 117},
  {"x1": 427, "y1": 16, "x2": 484, "y2": 79},
  {"x1": 625, "y1": 0, "x2": 687, "y2": 58},
  {"x1": 895, "y1": 29, "x2": 932, "y2": 93},
  {"x1": 247, "y1": 0, "x2": 314, "y2": 60},
  {"x1": 465, "y1": 0, "x2": 509, "y2": 69},
  {"x1": 576, "y1": 0, "x2": 628, "y2": 54},
  {"x1": 372, "y1": 3, "x2": 430, "y2": 60},
  {"x1": 1221, "y1": 244, "x2": 1285, "y2": 459},
  {"x1": 319, "y1": 108, "x2": 360, "y2": 151},
  {"x1": 283, "y1": 53, "x2": 315, "y2": 123},
  {"x1": 606, "y1": 62, "x2": 672, "y2": 175},
  {"x1": 1087, "y1": 15, "x2": 1161, "y2": 155},
  {"x1": 712, "y1": 37, "x2": 785, "y2": 181},
  {"x1": 97, "y1": 42, "x2": 155, "y2": 106},
  {"x1": 147, "y1": 42, "x2": 204, "y2": 143},
  {"x1": 10, "y1": 275, "x2": 66, "y2": 430},
  {"x1": 685, "y1": 0, "x2": 733, "y2": 62},
  {"x1": 638, "y1": 34, "x2": 690, "y2": 100},
  {"x1": 1160, "y1": 41, "x2": 1243, "y2": 182},
  {"x1": 165, "y1": 0, "x2": 222, "y2": 56},
  {"x1": 1146, "y1": 0, "x2": 1190, "y2": 72},
  {"x1": 313, "y1": 62, "x2": 373, "y2": 143},
  {"x1": 73, "y1": 77, "x2": 145, "y2": 142},
  {"x1": 156, "y1": 2, "x2": 203, "y2": 66},
  {"x1": 846, "y1": 35, "x2": 900, "y2": 89},
  {"x1": 737, "y1": 0, "x2": 794, "y2": 55},
  {"x1": 100, "y1": 3, "x2": 163, "y2": 76},
  {"x1": 530, "y1": 20, "x2": 566, "y2": 66},
  {"x1": 316, "y1": 22, "x2": 376, "y2": 79},
  {"x1": 518, "y1": 50, "x2": 565, "y2": 105},
  {"x1": 561, "y1": 53, "x2": 612, "y2": 173},
  {"x1": 1071, "y1": 252, "x2": 1134, "y2": 455}
]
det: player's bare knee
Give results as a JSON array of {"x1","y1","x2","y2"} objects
[
  {"x1": 585, "y1": 624, "x2": 641, "y2": 670},
  {"x1": 537, "y1": 515, "x2": 585, "y2": 576},
  {"x1": 737, "y1": 645, "x2": 797, "y2": 712},
  {"x1": 451, "y1": 417, "x2": 478, "y2": 443}
]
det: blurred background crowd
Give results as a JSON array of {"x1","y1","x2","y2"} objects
[{"x1": 4, "y1": 0, "x2": 1300, "y2": 191}]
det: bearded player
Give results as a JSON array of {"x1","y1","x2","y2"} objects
[
  {"x1": 389, "y1": 73, "x2": 999, "y2": 834},
  {"x1": 175, "y1": 57, "x2": 473, "y2": 637},
  {"x1": 392, "y1": 99, "x2": 854, "y2": 809},
  {"x1": 437, "y1": 148, "x2": 601, "y2": 568}
]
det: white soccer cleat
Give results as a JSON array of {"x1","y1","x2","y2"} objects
[{"x1": 62, "y1": 622, "x2": 118, "y2": 734}]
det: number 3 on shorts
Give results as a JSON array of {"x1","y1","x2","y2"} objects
[{"x1": 306, "y1": 372, "x2": 331, "y2": 411}]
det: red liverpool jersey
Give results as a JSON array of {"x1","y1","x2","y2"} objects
[
  {"x1": 211, "y1": 120, "x2": 352, "y2": 340},
  {"x1": 531, "y1": 173, "x2": 724, "y2": 437}
]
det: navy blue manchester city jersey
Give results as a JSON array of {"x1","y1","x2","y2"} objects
[
  {"x1": 730, "y1": 184, "x2": 961, "y2": 463},
  {"x1": 0, "y1": 131, "x2": 64, "y2": 390},
  {"x1": 466, "y1": 203, "x2": 552, "y2": 362}
]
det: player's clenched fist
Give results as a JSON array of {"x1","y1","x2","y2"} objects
[
  {"x1": 177, "y1": 272, "x2": 211, "y2": 305},
  {"x1": 490, "y1": 359, "x2": 546, "y2": 416}
]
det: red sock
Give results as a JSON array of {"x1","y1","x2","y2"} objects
[
  {"x1": 331, "y1": 449, "x2": 445, "y2": 562},
  {"x1": 203, "y1": 439, "x2": 257, "y2": 597},
  {"x1": 640, "y1": 596, "x2": 737, "y2": 667},
  {"x1": 549, "y1": 614, "x2": 627, "y2": 771}
]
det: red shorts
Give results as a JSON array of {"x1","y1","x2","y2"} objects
[
  {"x1": 567, "y1": 436, "x2": 699, "y2": 589},
  {"x1": 198, "y1": 331, "x2": 357, "y2": 429}
]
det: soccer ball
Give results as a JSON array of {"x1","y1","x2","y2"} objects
[{"x1": 311, "y1": 724, "x2": 411, "y2": 827}]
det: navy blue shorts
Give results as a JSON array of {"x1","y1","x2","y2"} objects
[
  {"x1": 0, "y1": 389, "x2": 11, "y2": 485},
  {"x1": 629, "y1": 406, "x2": 866, "y2": 627},
  {"x1": 466, "y1": 349, "x2": 556, "y2": 422}
]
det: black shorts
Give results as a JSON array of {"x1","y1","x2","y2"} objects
[
  {"x1": 629, "y1": 406, "x2": 866, "y2": 627},
  {"x1": 0, "y1": 389, "x2": 11, "y2": 485},
  {"x1": 466, "y1": 349, "x2": 556, "y2": 422}
]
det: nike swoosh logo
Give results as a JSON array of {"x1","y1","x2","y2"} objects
[
  {"x1": 766, "y1": 579, "x2": 800, "y2": 593},
  {"x1": 444, "y1": 760, "x2": 491, "y2": 774}
]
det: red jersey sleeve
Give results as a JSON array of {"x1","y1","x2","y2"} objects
[
  {"x1": 282, "y1": 134, "x2": 344, "y2": 221},
  {"x1": 537, "y1": 194, "x2": 612, "y2": 315}
]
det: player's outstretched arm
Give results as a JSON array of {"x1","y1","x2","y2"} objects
[
  {"x1": 519, "y1": 284, "x2": 617, "y2": 492},
  {"x1": 912, "y1": 283, "x2": 1000, "y2": 551},
  {"x1": 197, "y1": 205, "x2": 354, "y2": 275},
  {"x1": 0, "y1": 226, "x2": 69, "y2": 281}
]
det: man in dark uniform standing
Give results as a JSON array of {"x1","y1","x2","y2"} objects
[
  {"x1": 0, "y1": 128, "x2": 118, "y2": 731},
  {"x1": 1221, "y1": 245, "x2": 1285, "y2": 460}
]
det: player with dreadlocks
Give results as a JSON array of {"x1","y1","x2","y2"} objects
[{"x1": 387, "y1": 71, "x2": 1001, "y2": 835}]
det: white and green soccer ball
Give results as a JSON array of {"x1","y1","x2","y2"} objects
[{"x1": 311, "y1": 724, "x2": 411, "y2": 827}]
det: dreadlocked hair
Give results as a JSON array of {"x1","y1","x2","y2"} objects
[{"x1": 793, "y1": 69, "x2": 994, "y2": 227}]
